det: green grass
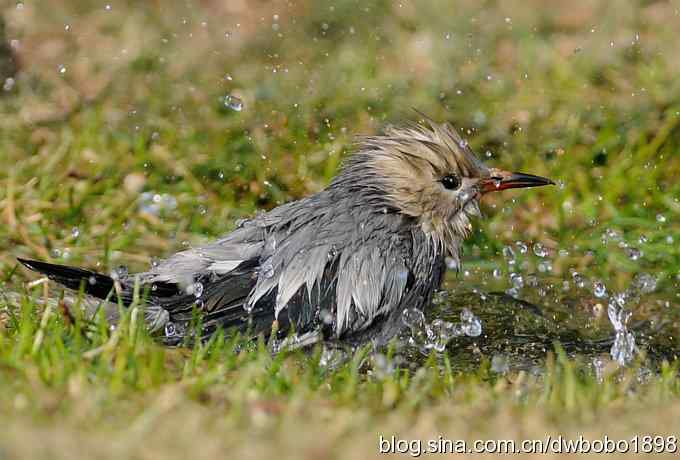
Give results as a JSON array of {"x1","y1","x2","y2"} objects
[{"x1": 1, "y1": 0, "x2": 679, "y2": 458}]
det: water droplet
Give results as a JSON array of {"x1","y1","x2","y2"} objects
[
  {"x1": 261, "y1": 259, "x2": 275, "y2": 279},
  {"x1": 402, "y1": 307, "x2": 425, "y2": 329},
  {"x1": 601, "y1": 227, "x2": 623, "y2": 245},
  {"x1": 427, "y1": 319, "x2": 461, "y2": 352},
  {"x1": 164, "y1": 322, "x2": 177, "y2": 337},
  {"x1": 58, "y1": 64, "x2": 66, "y2": 75},
  {"x1": 593, "y1": 281, "x2": 607, "y2": 298},
  {"x1": 515, "y1": 241, "x2": 528, "y2": 254},
  {"x1": 632, "y1": 273, "x2": 656, "y2": 294},
  {"x1": 111, "y1": 265, "x2": 128, "y2": 281},
  {"x1": 625, "y1": 247, "x2": 642, "y2": 261},
  {"x1": 492, "y1": 268, "x2": 502, "y2": 278},
  {"x1": 460, "y1": 308, "x2": 482, "y2": 337},
  {"x1": 572, "y1": 272, "x2": 586, "y2": 288},
  {"x1": 104, "y1": 4, "x2": 112, "y2": 11},
  {"x1": 537, "y1": 261, "x2": 552, "y2": 273},
  {"x1": 192, "y1": 281, "x2": 203, "y2": 298},
  {"x1": 656, "y1": 213, "x2": 666, "y2": 223},
  {"x1": 509, "y1": 272, "x2": 524, "y2": 289},
  {"x1": 223, "y1": 94, "x2": 243, "y2": 111},
  {"x1": 532, "y1": 242, "x2": 548, "y2": 258},
  {"x1": 88, "y1": 276, "x2": 97, "y2": 285},
  {"x1": 592, "y1": 357, "x2": 605, "y2": 383},
  {"x1": 138, "y1": 191, "x2": 177, "y2": 216},
  {"x1": 611, "y1": 330, "x2": 636, "y2": 366},
  {"x1": 3, "y1": 77, "x2": 15, "y2": 92},
  {"x1": 319, "y1": 308, "x2": 334, "y2": 325},
  {"x1": 502, "y1": 246, "x2": 516, "y2": 264}
]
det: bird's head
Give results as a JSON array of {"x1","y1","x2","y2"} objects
[{"x1": 336, "y1": 119, "x2": 554, "y2": 254}]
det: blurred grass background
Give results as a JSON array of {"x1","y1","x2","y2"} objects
[{"x1": 0, "y1": 0, "x2": 679, "y2": 458}]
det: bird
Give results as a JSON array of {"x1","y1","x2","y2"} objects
[{"x1": 18, "y1": 119, "x2": 554, "y2": 349}]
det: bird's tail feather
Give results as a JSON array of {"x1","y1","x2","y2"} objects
[{"x1": 17, "y1": 258, "x2": 120, "y2": 301}]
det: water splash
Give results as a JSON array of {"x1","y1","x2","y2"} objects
[
  {"x1": 402, "y1": 304, "x2": 482, "y2": 354},
  {"x1": 607, "y1": 298, "x2": 636, "y2": 366},
  {"x1": 460, "y1": 308, "x2": 482, "y2": 337}
]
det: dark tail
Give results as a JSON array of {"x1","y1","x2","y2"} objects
[{"x1": 17, "y1": 258, "x2": 119, "y2": 301}]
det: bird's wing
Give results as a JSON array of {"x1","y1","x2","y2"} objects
[
  {"x1": 143, "y1": 222, "x2": 266, "y2": 285},
  {"x1": 244, "y1": 197, "x2": 427, "y2": 339}
]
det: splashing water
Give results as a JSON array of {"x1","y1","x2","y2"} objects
[
  {"x1": 607, "y1": 298, "x2": 636, "y2": 366},
  {"x1": 460, "y1": 308, "x2": 482, "y2": 337},
  {"x1": 402, "y1": 305, "x2": 482, "y2": 354}
]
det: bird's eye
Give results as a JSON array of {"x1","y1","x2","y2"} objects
[{"x1": 441, "y1": 174, "x2": 461, "y2": 190}]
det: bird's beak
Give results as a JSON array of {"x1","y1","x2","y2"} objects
[{"x1": 481, "y1": 168, "x2": 555, "y2": 194}]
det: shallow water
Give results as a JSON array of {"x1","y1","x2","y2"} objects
[
  {"x1": 400, "y1": 240, "x2": 679, "y2": 374},
  {"x1": 421, "y1": 290, "x2": 679, "y2": 373}
]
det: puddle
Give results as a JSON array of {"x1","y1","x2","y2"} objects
[{"x1": 394, "y1": 235, "x2": 679, "y2": 375}]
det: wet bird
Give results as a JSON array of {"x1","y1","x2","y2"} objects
[{"x1": 18, "y1": 119, "x2": 553, "y2": 349}]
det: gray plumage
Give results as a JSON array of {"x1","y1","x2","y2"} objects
[{"x1": 18, "y1": 119, "x2": 553, "y2": 349}]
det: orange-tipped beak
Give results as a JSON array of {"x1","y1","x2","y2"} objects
[{"x1": 481, "y1": 169, "x2": 555, "y2": 194}]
